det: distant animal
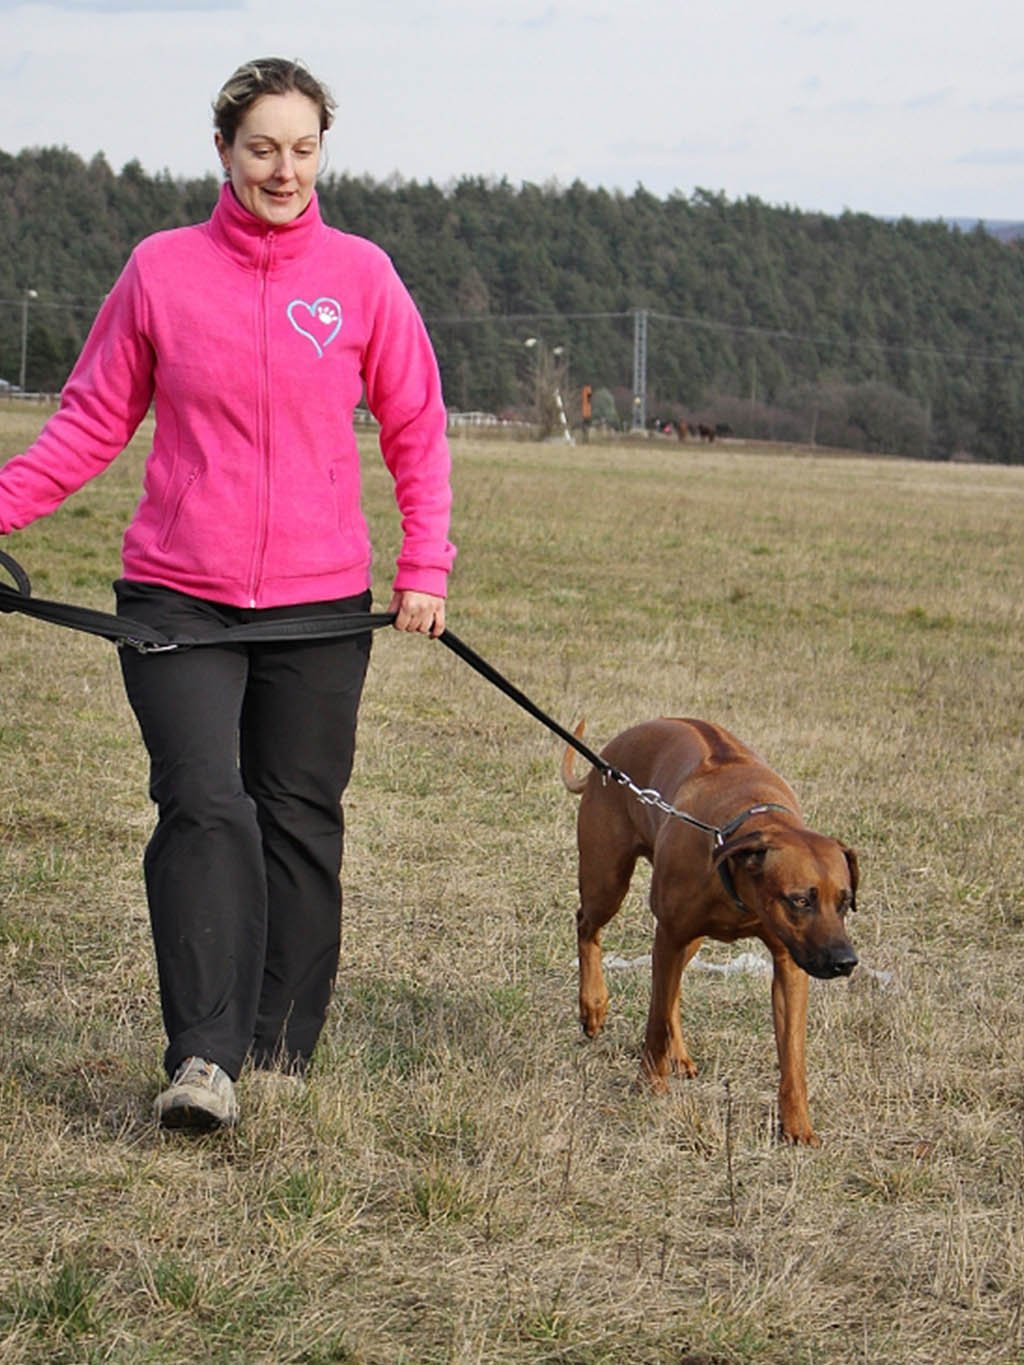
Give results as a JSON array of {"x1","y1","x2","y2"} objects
[
  {"x1": 715, "y1": 422, "x2": 734, "y2": 438},
  {"x1": 697, "y1": 423, "x2": 715, "y2": 441},
  {"x1": 561, "y1": 717, "x2": 859, "y2": 1145},
  {"x1": 675, "y1": 419, "x2": 689, "y2": 441}
]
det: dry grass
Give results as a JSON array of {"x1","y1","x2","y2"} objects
[{"x1": 1, "y1": 404, "x2": 1023, "y2": 1363}]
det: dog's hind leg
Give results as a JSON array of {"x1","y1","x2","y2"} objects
[
  {"x1": 641, "y1": 922, "x2": 703, "y2": 1091},
  {"x1": 575, "y1": 838, "x2": 638, "y2": 1038}
]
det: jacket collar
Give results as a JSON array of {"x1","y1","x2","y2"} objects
[{"x1": 207, "y1": 181, "x2": 324, "y2": 271}]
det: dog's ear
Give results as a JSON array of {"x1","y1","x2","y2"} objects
[
  {"x1": 712, "y1": 832, "x2": 768, "y2": 875},
  {"x1": 841, "y1": 844, "x2": 859, "y2": 911}
]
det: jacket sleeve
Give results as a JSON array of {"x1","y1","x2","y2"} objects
[
  {"x1": 0, "y1": 254, "x2": 155, "y2": 534},
  {"x1": 361, "y1": 258, "x2": 456, "y2": 598}
]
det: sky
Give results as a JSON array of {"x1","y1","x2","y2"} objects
[{"x1": 1, "y1": 0, "x2": 1023, "y2": 223}]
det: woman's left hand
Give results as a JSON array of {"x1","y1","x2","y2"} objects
[{"x1": 387, "y1": 590, "x2": 446, "y2": 638}]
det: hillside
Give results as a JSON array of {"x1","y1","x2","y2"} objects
[{"x1": 2, "y1": 147, "x2": 1023, "y2": 460}]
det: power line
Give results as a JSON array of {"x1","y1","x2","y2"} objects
[
  {"x1": 424, "y1": 305, "x2": 1023, "y2": 367},
  {"x1": 4, "y1": 294, "x2": 1022, "y2": 368},
  {"x1": 649, "y1": 310, "x2": 1023, "y2": 367},
  {"x1": 424, "y1": 310, "x2": 631, "y2": 325},
  {"x1": 0, "y1": 297, "x2": 105, "y2": 316}
]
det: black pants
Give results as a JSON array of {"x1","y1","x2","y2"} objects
[{"x1": 116, "y1": 580, "x2": 372, "y2": 1081}]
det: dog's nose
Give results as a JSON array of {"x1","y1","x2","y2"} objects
[{"x1": 831, "y1": 950, "x2": 858, "y2": 977}]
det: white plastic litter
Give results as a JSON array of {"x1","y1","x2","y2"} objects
[
  {"x1": 599, "y1": 950, "x2": 770, "y2": 976},
  {"x1": 593, "y1": 951, "x2": 895, "y2": 990},
  {"x1": 692, "y1": 951, "x2": 773, "y2": 977}
]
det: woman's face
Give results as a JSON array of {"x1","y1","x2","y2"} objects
[{"x1": 216, "y1": 90, "x2": 322, "y2": 225}]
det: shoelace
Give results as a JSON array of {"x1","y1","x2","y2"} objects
[{"x1": 177, "y1": 1059, "x2": 215, "y2": 1085}]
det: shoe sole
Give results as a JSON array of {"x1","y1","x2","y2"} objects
[
  {"x1": 156, "y1": 1092, "x2": 238, "y2": 1131},
  {"x1": 158, "y1": 1105, "x2": 235, "y2": 1131}
]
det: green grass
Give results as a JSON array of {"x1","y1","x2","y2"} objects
[{"x1": 1, "y1": 407, "x2": 1023, "y2": 1361}]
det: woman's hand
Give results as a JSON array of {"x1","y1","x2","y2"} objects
[{"x1": 387, "y1": 590, "x2": 446, "y2": 638}]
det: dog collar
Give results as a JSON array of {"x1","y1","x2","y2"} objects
[
  {"x1": 714, "y1": 802, "x2": 793, "y2": 849},
  {"x1": 715, "y1": 803, "x2": 793, "y2": 914}
]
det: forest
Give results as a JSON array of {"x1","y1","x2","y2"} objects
[{"x1": 2, "y1": 144, "x2": 1024, "y2": 461}]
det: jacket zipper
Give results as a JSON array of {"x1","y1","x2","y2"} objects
[{"x1": 248, "y1": 231, "x2": 275, "y2": 606}]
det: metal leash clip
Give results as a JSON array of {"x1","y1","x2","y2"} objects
[{"x1": 120, "y1": 637, "x2": 182, "y2": 654}]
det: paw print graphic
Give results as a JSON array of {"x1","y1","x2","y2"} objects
[{"x1": 287, "y1": 296, "x2": 343, "y2": 357}]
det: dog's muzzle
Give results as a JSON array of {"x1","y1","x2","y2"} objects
[{"x1": 811, "y1": 946, "x2": 859, "y2": 979}]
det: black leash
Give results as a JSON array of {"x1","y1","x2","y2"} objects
[
  {"x1": 0, "y1": 548, "x2": 791, "y2": 898},
  {"x1": 0, "y1": 548, "x2": 395, "y2": 650},
  {"x1": 434, "y1": 627, "x2": 631, "y2": 788}
]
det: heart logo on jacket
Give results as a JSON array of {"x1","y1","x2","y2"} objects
[{"x1": 286, "y1": 297, "x2": 343, "y2": 357}]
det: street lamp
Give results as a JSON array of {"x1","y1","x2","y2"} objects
[
  {"x1": 523, "y1": 336, "x2": 543, "y2": 434},
  {"x1": 19, "y1": 289, "x2": 38, "y2": 393}
]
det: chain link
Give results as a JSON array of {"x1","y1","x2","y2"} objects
[{"x1": 607, "y1": 769, "x2": 723, "y2": 842}]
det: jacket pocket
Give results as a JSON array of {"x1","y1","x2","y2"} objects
[
  {"x1": 329, "y1": 460, "x2": 368, "y2": 547},
  {"x1": 157, "y1": 466, "x2": 202, "y2": 553}
]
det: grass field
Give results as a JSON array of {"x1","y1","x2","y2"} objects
[{"x1": 1, "y1": 405, "x2": 1022, "y2": 1363}]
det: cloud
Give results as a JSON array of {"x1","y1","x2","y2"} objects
[
  {"x1": 0, "y1": 0, "x2": 241, "y2": 10},
  {"x1": 780, "y1": 15, "x2": 855, "y2": 38},
  {"x1": 823, "y1": 98, "x2": 882, "y2": 116},
  {"x1": 957, "y1": 147, "x2": 1024, "y2": 166},
  {"x1": 902, "y1": 88, "x2": 954, "y2": 111},
  {"x1": 502, "y1": 2, "x2": 557, "y2": 29},
  {"x1": 969, "y1": 94, "x2": 1024, "y2": 113}
]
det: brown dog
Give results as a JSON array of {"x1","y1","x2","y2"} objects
[{"x1": 562, "y1": 717, "x2": 858, "y2": 1145}]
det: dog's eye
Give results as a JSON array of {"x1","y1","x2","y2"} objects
[{"x1": 786, "y1": 893, "x2": 812, "y2": 914}]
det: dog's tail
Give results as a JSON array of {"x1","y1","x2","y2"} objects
[{"x1": 561, "y1": 719, "x2": 590, "y2": 795}]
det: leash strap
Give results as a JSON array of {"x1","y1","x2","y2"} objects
[
  {"x1": 436, "y1": 627, "x2": 623, "y2": 780},
  {"x1": 0, "y1": 548, "x2": 395, "y2": 649}
]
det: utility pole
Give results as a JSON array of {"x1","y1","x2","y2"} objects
[{"x1": 631, "y1": 308, "x2": 648, "y2": 432}]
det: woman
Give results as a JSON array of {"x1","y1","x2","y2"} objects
[{"x1": 0, "y1": 58, "x2": 456, "y2": 1129}]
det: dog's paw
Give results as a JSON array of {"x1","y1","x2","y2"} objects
[
  {"x1": 780, "y1": 1123, "x2": 821, "y2": 1148},
  {"x1": 673, "y1": 1058, "x2": 699, "y2": 1079},
  {"x1": 578, "y1": 999, "x2": 608, "y2": 1037}
]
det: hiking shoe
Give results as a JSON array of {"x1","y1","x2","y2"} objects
[{"x1": 155, "y1": 1057, "x2": 239, "y2": 1131}]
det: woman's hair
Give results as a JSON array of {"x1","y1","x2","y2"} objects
[{"x1": 213, "y1": 58, "x2": 336, "y2": 146}]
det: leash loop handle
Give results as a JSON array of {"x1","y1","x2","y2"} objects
[{"x1": 0, "y1": 547, "x2": 32, "y2": 601}]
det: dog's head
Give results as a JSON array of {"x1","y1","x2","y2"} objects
[{"x1": 712, "y1": 828, "x2": 859, "y2": 979}]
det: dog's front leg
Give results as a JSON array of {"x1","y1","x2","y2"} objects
[
  {"x1": 641, "y1": 925, "x2": 702, "y2": 1091},
  {"x1": 770, "y1": 951, "x2": 818, "y2": 1146}
]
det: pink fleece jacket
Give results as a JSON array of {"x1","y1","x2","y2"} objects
[{"x1": 0, "y1": 184, "x2": 455, "y2": 607}]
